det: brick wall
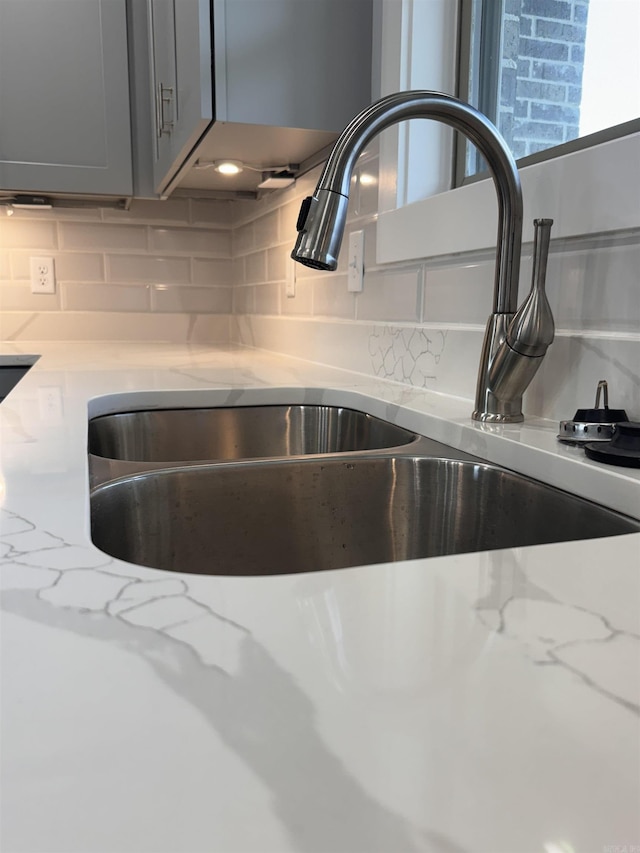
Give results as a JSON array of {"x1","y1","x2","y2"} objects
[{"x1": 499, "y1": 0, "x2": 589, "y2": 158}]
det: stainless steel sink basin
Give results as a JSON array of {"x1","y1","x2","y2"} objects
[
  {"x1": 89, "y1": 405, "x2": 417, "y2": 463},
  {"x1": 90, "y1": 453, "x2": 640, "y2": 576}
]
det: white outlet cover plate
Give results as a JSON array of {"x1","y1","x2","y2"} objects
[
  {"x1": 30, "y1": 256, "x2": 56, "y2": 294},
  {"x1": 347, "y1": 231, "x2": 364, "y2": 292}
]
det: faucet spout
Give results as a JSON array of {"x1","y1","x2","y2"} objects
[
  {"x1": 292, "y1": 90, "x2": 553, "y2": 423},
  {"x1": 293, "y1": 91, "x2": 522, "y2": 315}
]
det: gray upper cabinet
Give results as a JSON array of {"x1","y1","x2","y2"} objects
[
  {"x1": 215, "y1": 0, "x2": 371, "y2": 133},
  {"x1": 152, "y1": 0, "x2": 373, "y2": 196},
  {"x1": 0, "y1": 0, "x2": 372, "y2": 200},
  {"x1": 148, "y1": 0, "x2": 213, "y2": 196},
  {"x1": 0, "y1": 0, "x2": 132, "y2": 197}
]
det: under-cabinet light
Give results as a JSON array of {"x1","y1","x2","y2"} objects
[
  {"x1": 214, "y1": 160, "x2": 244, "y2": 175},
  {"x1": 194, "y1": 159, "x2": 245, "y2": 175},
  {"x1": 195, "y1": 159, "x2": 297, "y2": 180}
]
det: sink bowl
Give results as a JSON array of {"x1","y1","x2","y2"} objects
[
  {"x1": 0, "y1": 355, "x2": 38, "y2": 402},
  {"x1": 90, "y1": 454, "x2": 640, "y2": 576},
  {"x1": 89, "y1": 405, "x2": 417, "y2": 463}
]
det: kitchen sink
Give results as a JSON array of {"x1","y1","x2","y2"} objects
[
  {"x1": 0, "y1": 355, "x2": 38, "y2": 402},
  {"x1": 89, "y1": 405, "x2": 417, "y2": 463},
  {"x1": 90, "y1": 452, "x2": 640, "y2": 576}
]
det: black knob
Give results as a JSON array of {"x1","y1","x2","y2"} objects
[{"x1": 585, "y1": 421, "x2": 640, "y2": 468}]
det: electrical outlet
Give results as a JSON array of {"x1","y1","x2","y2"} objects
[
  {"x1": 347, "y1": 230, "x2": 364, "y2": 292},
  {"x1": 30, "y1": 256, "x2": 56, "y2": 294}
]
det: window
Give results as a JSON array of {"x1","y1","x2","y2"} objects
[
  {"x1": 374, "y1": 0, "x2": 640, "y2": 265},
  {"x1": 460, "y1": 0, "x2": 640, "y2": 179}
]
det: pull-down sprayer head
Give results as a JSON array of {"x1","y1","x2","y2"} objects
[
  {"x1": 292, "y1": 90, "x2": 523, "y2": 316},
  {"x1": 293, "y1": 190, "x2": 350, "y2": 271}
]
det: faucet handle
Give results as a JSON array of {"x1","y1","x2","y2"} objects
[{"x1": 506, "y1": 218, "x2": 555, "y2": 357}]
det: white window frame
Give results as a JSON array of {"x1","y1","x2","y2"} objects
[{"x1": 375, "y1": 0, "x2": 640, "y2": 266}]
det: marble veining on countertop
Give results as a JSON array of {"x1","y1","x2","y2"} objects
[{"x1": 1, "y1": 341, "x2": 639, "y2": 853}]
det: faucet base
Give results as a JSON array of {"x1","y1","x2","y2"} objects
[
  {"x1": 471, "y1": 410, "x2": 525, "y2": 424},
  {"x1": 473, "y1": 314, "x2": 525, "y2": 423}
]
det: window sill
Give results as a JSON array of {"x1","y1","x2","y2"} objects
[{"x1": 376, "y1": 131, "x2": 639, "y2": 265}]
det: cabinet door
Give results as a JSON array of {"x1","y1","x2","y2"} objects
[
  {"x1": 216, "y1": 0, "x2": 372, "y2": 133},
  {"x1": 0, "y1": 0, "x2": 132, "y2": 196},
  {"x1": 148, "y1": 0, "x2": 212, "y2": 195}
]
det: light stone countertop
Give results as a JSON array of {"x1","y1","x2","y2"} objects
[{"x1": 1, "y1": 341, "x2": 639, "y2": 853}]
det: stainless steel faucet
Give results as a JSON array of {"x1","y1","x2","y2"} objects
[{"x1": 291, "y1": 90, "x2": 554, "y2": 423}]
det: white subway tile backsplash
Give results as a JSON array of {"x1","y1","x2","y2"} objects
[
  {"x1": 1, "y1": 311, "x2": 230, "y2": 342},
  {"x1": 232, "y1": 257, "x2": 245, "y2": 287},
  {"x1": 312, "y1": 275, "x2": 356, "y2": 319},
  {"x1": 547, "y1": 243, "x2": 640, "y2": 333},
  {"x1": 233, "y1": 285, "x2": 255, "y2": 315},
  {"x1": 151, "y1": 285, "x2": 232, "y2": 314},
  {"x1": 279, "y1": 200, "x2": 301, "y2": 242},
  {"x1": 60, "y1": 222, "x2": 147, "y2": 251},
  {"x1": 62, "y1": 282, "x2": 150, "y2": 313},
  {"x1": 526, "y1": 333, "x2": 640, "y2": 421},
  {"x1": 294, "y1": 260, "x2": 325, "y2": 281},
  {"x1": 190, "y1": 199, "x2": 234, "y2": 227},
  {"x1": 253, "y1": 210, "x2": 279, "y2": 248},
  {"x1": 356, "y1": 269, "x2": 422, "y2": 322},
  {"x1": 232, "y1": 222, "x2": 254, "y2": 256},
  {"x1": 423, "y1": 261, "x2": 493, "y2": 325},
  {"x1": 254, "y1": 283, "x2": 281, "y2": 315},
  {"x1": 192, "y1": 257, "x2": 233, "y2": 287},
  {"x1": 150, "y1": 227, "x2": 230, "y2": 257},
  {"x1": 7, "y1": 252, "x2": 38, "y2": 280},
  {"x1": 0, "y1": 219, "x2": 57, "y2": 249},
  {"x1": 363, "y1": 220, "x2": 378, "y2": 270},
  {"x1": 0, "y1": 283, "x2": 61, "y2": 311},
  {"x1": 282, "y1": 279, "x2": 313, "y2": 316},
  {"x1": 107, "y1": 254, "x2": 190, "y2": 284},
  {"x1": 57, "y1": 253, "x2": 106, "y2": 283},
  {"x1": 0, "y1": 201, "x2": 239, "y2": 330},
  {"x1": 245, "y1": 251, "x2": 267, "y2": 284},
  {"x1": 266, "y1": 246, "x2": 287, "y2": 283},
  {"x1": 229, "y1": 199, "x2": 256, "y2": 227}
]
